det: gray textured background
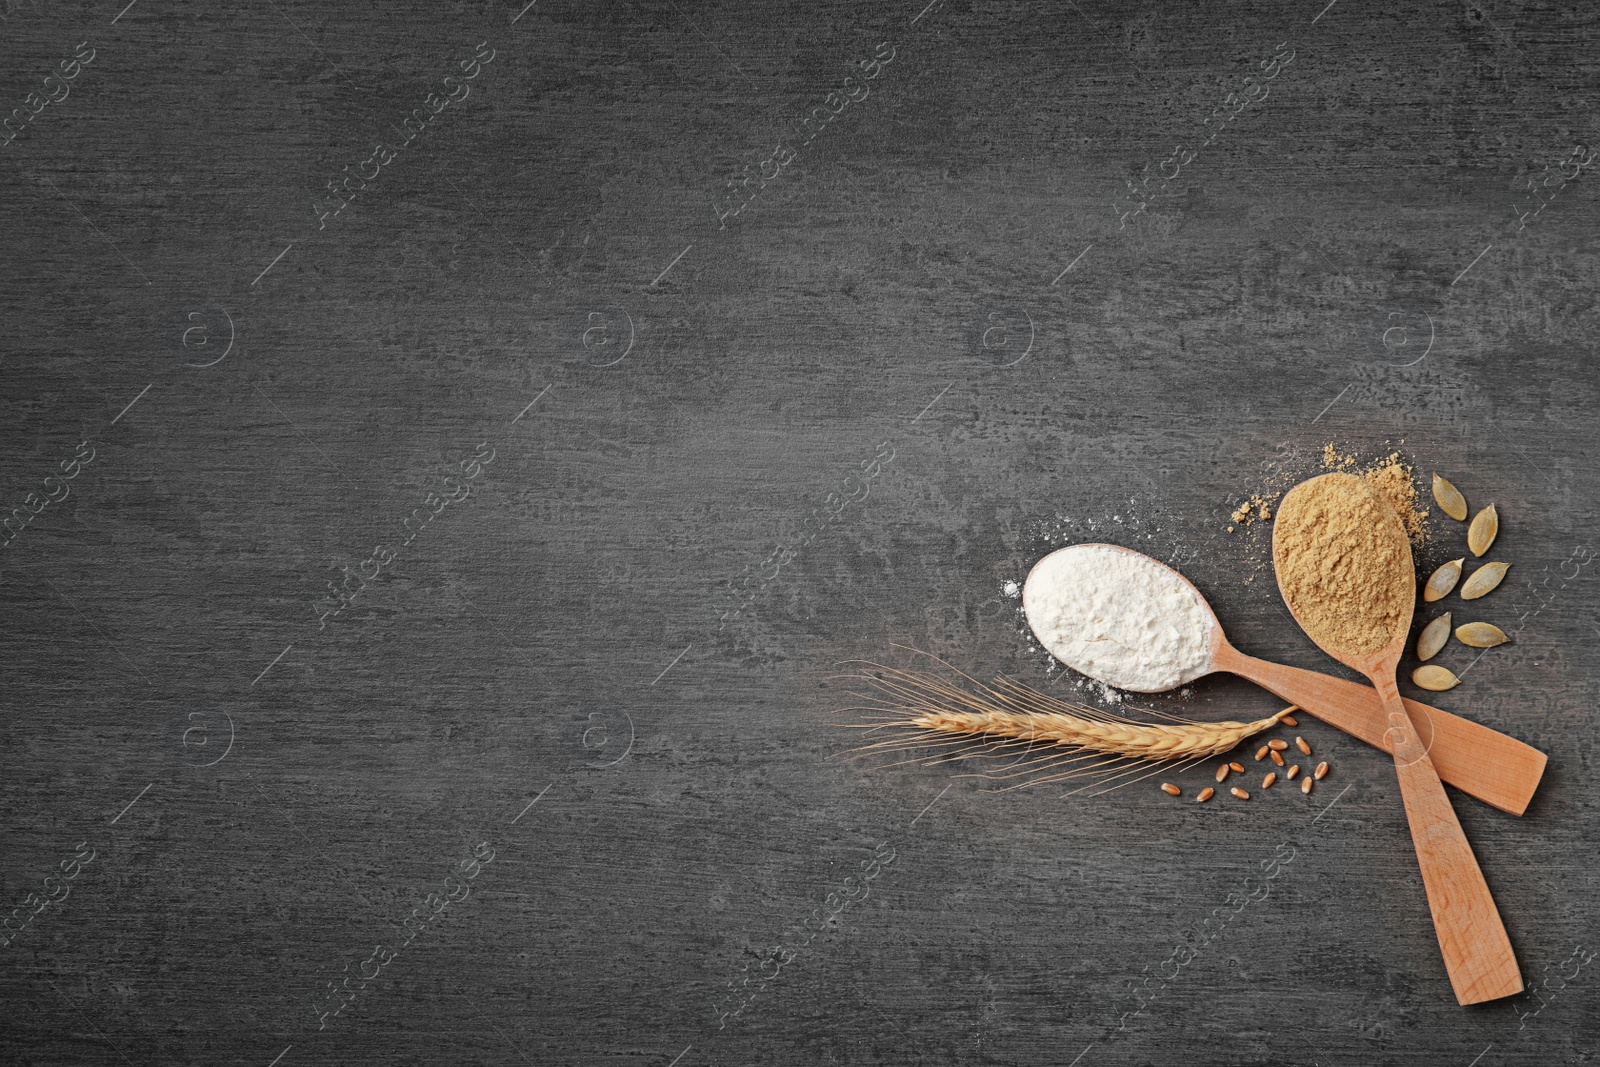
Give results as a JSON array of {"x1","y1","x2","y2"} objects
[{"x1": 2, "y1": 0, "x2": 1597, "y2": 1063}]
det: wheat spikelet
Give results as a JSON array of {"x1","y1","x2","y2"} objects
[{"x1": 836, "y1": 648, "x2": 1293, "y2": 796}]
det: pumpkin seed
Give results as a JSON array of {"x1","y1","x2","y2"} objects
[
  {"x1": 1412, "y1": 665, "x2": 1461, "y2": 691},
  {"x1": 1432, "y1": 472, "x2": 1468, "y2": 521},
  {"x1": 1423, "y1": 558, "x2": 1465, "y2": 602},
  {"x1": 1416, "y1": 613, "x2": 1452, "y2": 661},
  {"x1": 1460, "y1": 561, "x2": 1510, "y2": 600},
  {"x1": 1455, "y1": 621, "x2": 1508, "y2": 648},
  {"x1": 1467, "y1": 503, "x2": 1498, "y2": 557}
]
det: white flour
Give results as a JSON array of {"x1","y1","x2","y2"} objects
[{"x1": 1022, "y1": 543, "x2": 1214, "y2": 693}]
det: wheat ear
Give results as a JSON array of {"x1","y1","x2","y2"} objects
[
  {"x1": 836, "y1": 653, "x2": 1294, "y2": 794},
  {"x1": 899, "y1": 703, "x2": 1288, "y2": 761}
]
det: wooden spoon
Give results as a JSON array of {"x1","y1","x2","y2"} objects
[
  {"x1": 1273, "y1": 472, "x2": 1522, "y2": 1005},
  {"x1": 1024, "y1": 545, "x2": 1545, "y2": 816}
]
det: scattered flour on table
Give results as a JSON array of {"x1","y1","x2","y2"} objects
[
  {"x1": 1090, "y1": 679, "x2": 1123, "y2": 704},
  {"x1": 1022, "y1": 543, "x2": 1214, "y2": 693}
]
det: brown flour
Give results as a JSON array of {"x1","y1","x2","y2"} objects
[
  {"x1": 1274, "y1": 472, "x2": 1414, "y2": 655},
  {"x1": 1226, "y1": 445, "x2": 1428, "y2": 546},
  {"x1": 1318, "y1": 444, "x2": 1430, "y2": 547},
  {"x1": 1231, "y1": 495, "x2": 1274, "y2": 527},
  {"x1": 1361, "y1": 451, "x2": 1429, "y2": 545}
]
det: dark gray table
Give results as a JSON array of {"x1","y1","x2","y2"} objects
[{"x1": 3, "y1": 1, "x2": 1596, "y2": 1063}]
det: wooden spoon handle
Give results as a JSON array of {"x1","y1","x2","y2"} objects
[
  {"x1": 1371, "y1": 677, "x2": 1524, "y2": 1005},
  {"x1": 1213, "y1": 646, "x2": 1546, "y2": 816}
]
